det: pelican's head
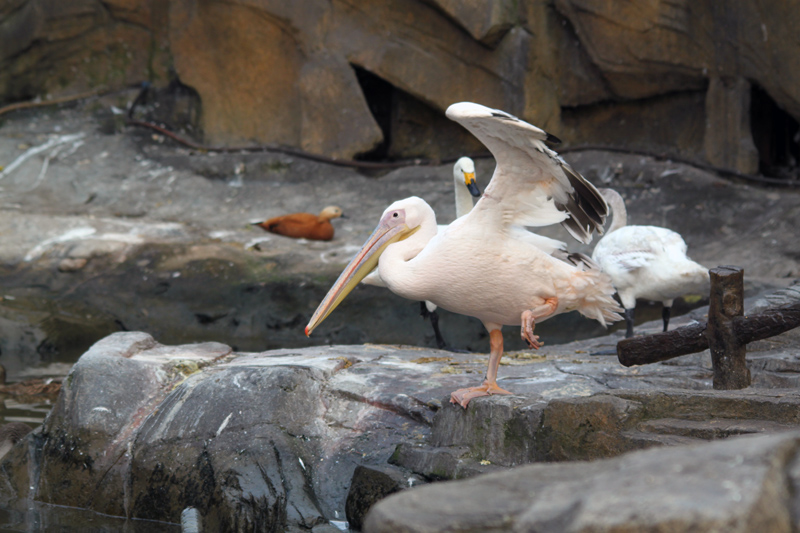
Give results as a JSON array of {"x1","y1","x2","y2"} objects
[
  {"x1": 319, "y1": 206, "x2": 345, "y2": 220},
  {"x1": 305, "y1": 197, "x2": 432, "y2": 336},
  {"x1": 454, "y1": 157, "x2": 480, "y2": 198}
]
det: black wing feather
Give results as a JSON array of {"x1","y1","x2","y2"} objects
[{"x1": 557, "y1": 161, "x2": 608, "y2": 243}]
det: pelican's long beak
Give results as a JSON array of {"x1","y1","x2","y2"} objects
[
  {"x1": 464, "y1": 171, "x2": 481, "y2": 197},
  {"x1": 305, "y1": 214, "x2": 420, "y2": 336}
]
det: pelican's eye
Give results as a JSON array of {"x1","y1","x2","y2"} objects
[{"x1": 392, "y1": 212, "x2": 399, "y2": 218}]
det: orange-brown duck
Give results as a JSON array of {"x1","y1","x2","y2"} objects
[{"x1": 253, "y1": 206, "x2": 344, "y2": 241}]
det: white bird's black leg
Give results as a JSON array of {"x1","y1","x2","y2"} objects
[
  {"x1": 662, "y1": 306, "x2": 671, "y2": 332},
  {"x1": 429, "y1": 310, "x2": 447, "y2": 349},
  {"x1": 624, "y1": 308, "x2": 635, "y2": 338},
  {"x1": 420, "y1": 301, "x2": 447, "y2": 349}
]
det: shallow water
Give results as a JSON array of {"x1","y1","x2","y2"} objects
[
  {"x1": 0, "y1": 398, "x2": 50, "y2": 429},
  {"x1": 0, "y1": 505, "x2": 181, "y2": 532},
  {"x1": 0, "y1": 362, "x2": 68, "y2": 428},
  {"x1": 0, "y1": 396, "x2": 182, "y2": 532}
]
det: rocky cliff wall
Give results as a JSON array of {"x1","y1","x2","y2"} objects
[{"x1": 2, "y1": 0, "x2": 799, "y2": 173}]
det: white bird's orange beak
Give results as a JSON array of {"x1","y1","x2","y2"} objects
[
  {"x1": 464, "y1": 171, "x2": 481, "y2": 197},
  {"x1": 305, "y1": 210, "x2": 420, "y2": 336}
]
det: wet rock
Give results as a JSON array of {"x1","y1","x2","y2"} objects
[
  {"x1": 540, "y1": 394, "x2": 644, "y2": 461},
  {"x1": 0, "y1": 333, "x2": 449, "y2": 530},
  {"x1": 0, "y1": 423, "x2": 32, "y2": 459},
  {"x1": 430, "y1": 396, "x2": 545, "y2": 465},
  {"x1": 388, "y1": 386, "x2": 800, "y2": 482},
  {"x1": 31, "y1": 333, "x2": 229, "y2": 515},
  {"x1": 364, "y1": 431, "x2": 800, "y2": 532}
]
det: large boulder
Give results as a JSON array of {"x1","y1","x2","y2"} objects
[
  {"x1": 365, "y1": 431, "x2": 800, "y2": 532},
  {"x1": 0, "y1": 332, "x2": 443, "y2": 529}
]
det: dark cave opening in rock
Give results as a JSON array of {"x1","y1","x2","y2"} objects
[
  {"x1": 351, "y1": 64, "x2": 488, "y2": 162},
  {"x1": 750, "y1": 83, "x2": 800, "y2": 180},
  {"x1": 353, "y1": 65, "x2": 394, "y2": 161}
]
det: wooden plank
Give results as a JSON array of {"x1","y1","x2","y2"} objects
[
  {"x1": 617, "y1": 323, "x2": 707, "y2": 366},
  {"x1": 733, "y1": 304, "x2": 800, "y2": 345}
]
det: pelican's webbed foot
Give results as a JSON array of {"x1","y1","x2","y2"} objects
[
  {"x1": 520, "y1": 311, "x2": 541, "y2": 349},
  {"x1": 450, "y1": 380, "x2": 512, "y2": 408},
  {"x1": 521, "y1": 298, "x2": 557, "y2": 349}
]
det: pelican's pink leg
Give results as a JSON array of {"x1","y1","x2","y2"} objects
[
  {"x1": 521, "y1": 297, "x2": 558, "y2": 349},
  {"x1": 450, "y1": 329, "x2": 511, "y2": 408}
]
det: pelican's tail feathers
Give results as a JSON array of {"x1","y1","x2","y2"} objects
[{"x1": 573, "y1": 268, "x2": 624, "y2": 327}]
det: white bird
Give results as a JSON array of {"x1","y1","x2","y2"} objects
[
  {"x1": 361, "y1": 156, "x2": 482, "y2": 349},
  {"x1": 306, "y1": 102, "x2": 622, "y2": 408},
  {"x1": 451, "y1": 156, "x2": 482, "y2": 219},
  {"x1": 591, "y1": 188, "x2": 709, "y2": 338}
]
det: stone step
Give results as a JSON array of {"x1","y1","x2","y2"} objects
[
  {"x1": 389, "y1": 443, "x2": 503, "y2": 480},
  {"x1": 637, "y1": 417, "x2": 797, "y2": 440},
  {"x1": 621, "y1": 430, "x2": 707, "y2": 449}
]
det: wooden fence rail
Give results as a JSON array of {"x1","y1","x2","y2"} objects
[{"x1": 617, "y1": 266, "x2": 800, "y2": 390}]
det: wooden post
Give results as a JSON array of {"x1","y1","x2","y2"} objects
[{"x1": 706, "y1": 266, "x2": 750, "y2": 389}]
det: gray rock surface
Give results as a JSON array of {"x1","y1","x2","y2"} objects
[{"x1": 0, "y1": 332, "x2": 444, "y2": 529}]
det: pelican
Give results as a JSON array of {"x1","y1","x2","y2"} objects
[
  {"x1": 591, "y1": 188, "x2": 709, "y2": 338},
  {"x1": 361, "y1": 157, "x2": 482, "y2": 349},
  {"x1": 252, "y1": 206, "x2": 344, "y2": 241},
  {"x1": 306, "y1": 102, "x2": 622, "y2": 408}
]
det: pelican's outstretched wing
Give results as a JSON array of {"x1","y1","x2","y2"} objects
[{"x1": 446, "y1": 102, "x2": 607, "y2": 244}]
